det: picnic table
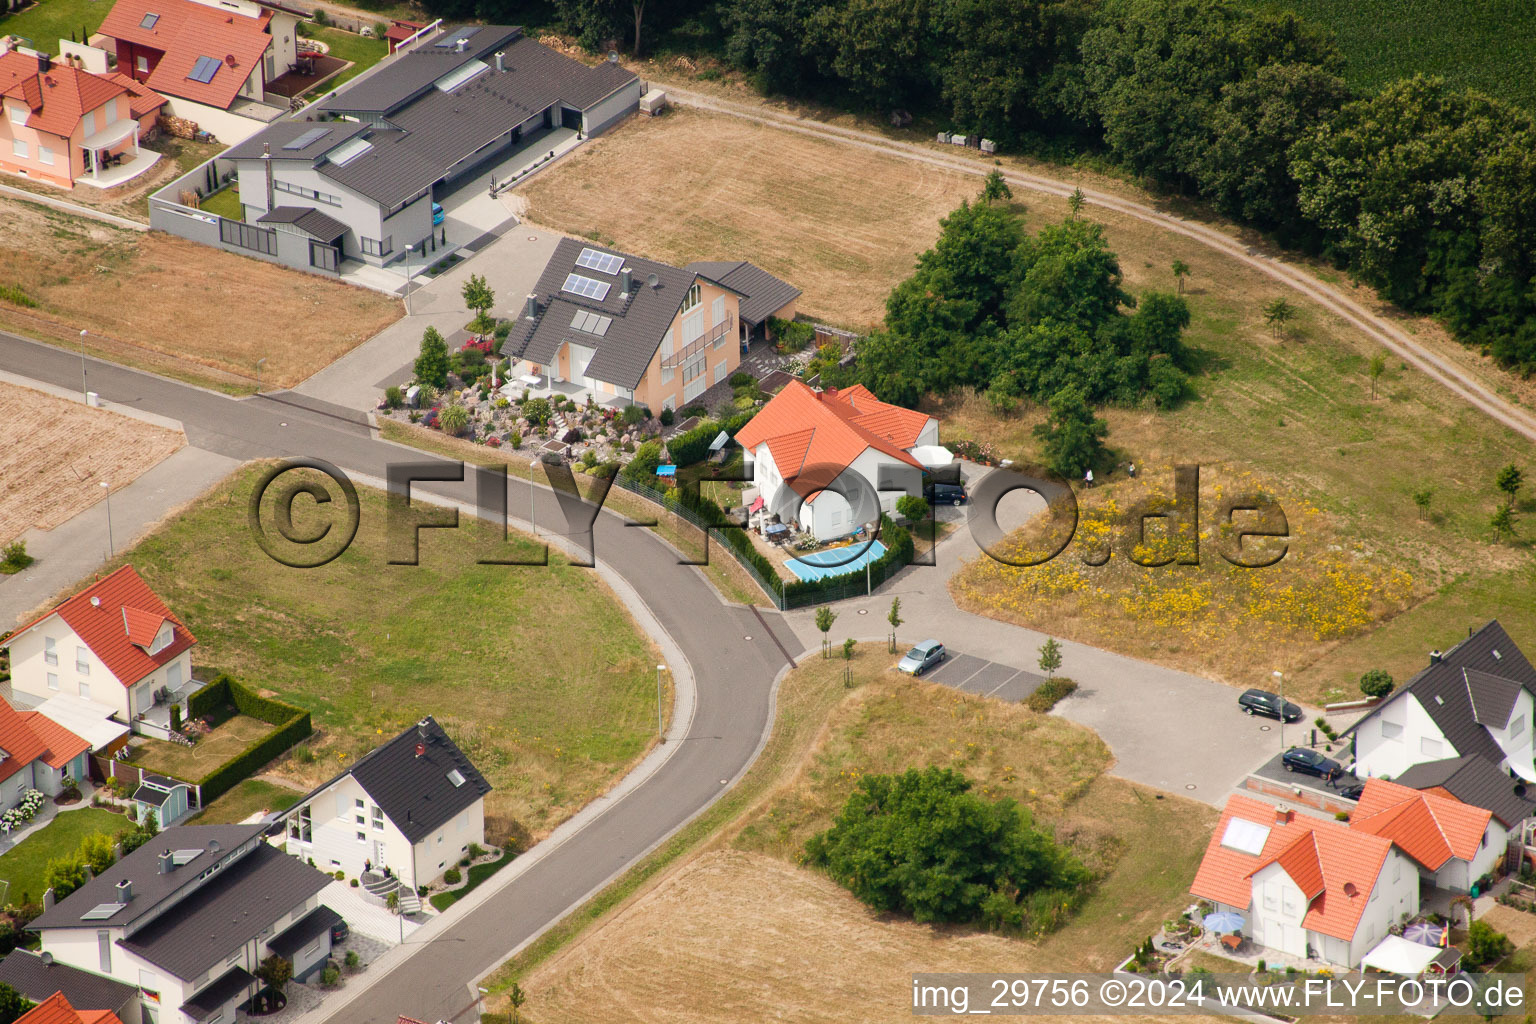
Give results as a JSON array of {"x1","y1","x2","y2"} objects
[{"x1": 1221, "y1": 934, "x2": 1243, "y2": 953}]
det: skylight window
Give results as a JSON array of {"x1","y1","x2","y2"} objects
[
  {"x1": 575, "y1": 247, "x2": 623, "y2": 275},
  {"x1": 327, "y1": 137, "x2": 374, "y2": 167},
  {"x1": 562, "y1": 274, "x2": 611, "y2": 301},
  {"x1": 433, "y1": 59, "x2": 487, "y2": 93},
  {"x1": 187, "y1": 56, "x2": 221, "y2": 84},
  {"x1": 81, "y1": 903, "x2": 127, "y2": 921},
  {"x1": 284, "y1": 127, "x2": 332, "y2": 151},
  {"x1": 139, "y1": 12, "x2": 159, "y2": 28},
  {"x1": 171, "y1": 849, "x2": 204, "y2": 865},
  {"x1": 447, "y1": 768, "x2": 466, "y2": 788},
  {"x1": 1219, "y1": 818, "x2": 1270, "y2": 856},
  {"x1": 570, "y1": 309, "x2": 612, "y2": 336}
]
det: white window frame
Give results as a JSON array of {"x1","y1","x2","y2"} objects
[
  {"x1": 47, "y1": 672, "x2": 59, "y2": 691},
  {"x1": 136, "y1": 55, "x2": 149, "y2": 74},
  {"x1": 6, "y1": 105, "x2": 23, "y2": 124},
  {"x1": 44, "y1": 637, "x2": 57, "y2": 666},
  {"x1": 680, "y1": 282, "x2": 701, "y2": 314},
  {"x1": 660, "y1": 332, "x2": 674, "y2": 384},
  {"x1": 1381, "y1": 720, "x2": 1403, "y2": 739},
  {"x1": 76, "y1": 646, "x2": 90, "y2": 674},
  {"x1": 1420, "y1": 736, "x2": 1443, "y2": 757},
  {"x1": 38, "y1": 144, "x2": 54, "y2": 166},
  {"x1": 711, "y1": 294, "x2": 725, "y2": 327},
  {"x1": 81, "y1": 109, "x2": 95, "y2": 136},
  {"x1": 78, "y1": 680, "x2": 90, "y2": 699},
  {"x1": 11, "y1": 139, "x2": 27, "y2": 159}
]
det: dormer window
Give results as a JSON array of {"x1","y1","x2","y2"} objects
[
  {"x1": 148, "y1": 622, "x2": 173, "y2": 656},
  {"x1": 680, "y1": 282, "x2": 701, "y2": 314}
]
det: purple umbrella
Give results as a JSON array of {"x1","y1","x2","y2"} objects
[{"x1": 1403, "y1": 921, "x2": 1444, "y2": 946}]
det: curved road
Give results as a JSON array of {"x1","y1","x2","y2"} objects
[
  {"x1": 0, "y1": 329, "x2": 798, "y2": 1024},
  {"x1": 660, "y1": 85, "x2": 1536, "y2": 445}
]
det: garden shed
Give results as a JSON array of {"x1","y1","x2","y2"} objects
[{"x1": 133, "y1": 773, "x2": 191, "y2": 828}]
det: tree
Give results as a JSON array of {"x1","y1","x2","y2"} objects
[
  {"x1": 461, "y1": 274, "x2": 495, "y2": 335},
  {"x1": 522, "y1": 396, "x2": 553, "y2": 430},
  {"x1": 0, "y1": 984, "x2": 29, "y2": 1024},
  {"x1": 842, "y1": 637, "x2": 856, "y2": 660},
  {"x1": 78, "y1": 832, "x2": 116, "y2": 876},
  {"x1": 887, "y1": 597, "x2": 903, "y2": 653},
  {"x1": 507, "y1": 982, "x2": 527, "y2": 1024},
  {"x1": 1038, "y1": 637, "x2": 1062, "y2": 678},
  {"x1": 815, "y1": 606, "x2": 838, "y2": 658},
  {"x1": 1359, "y1": 669, "x2": 1394, "y2": 699},
  {"x1": 1490, "y1": 503, "x2": 1516, "y2": 541},
  {"x1": 1495, "y1": 463, "x2": 1524, "y2": 507},
  {"x1": 1033, "y1": 388, "x2": 1108, "y2": 478},
  {"x1": 256, "y1": 954, "x2": 293, "y2": 997},
  {"x1": 982, "y1": 167, "x2": 1012, "y2": 203},
  {"x1": 1368, "y1": 353, "x2": 1386, "y2": 399},
  {"x1": 1171, "y1": 259, "x2": 1189, "y2": 294},
  {"x1": 1412, "y1": 487, "x2": 1433, "y2": 521},
  {"x1": 803, "y1": 766, "x2": 1090, "y2": 927},
  {"x1": 43, "y1": 856, "x2": 88, "y2": 902},
  {"x1": 1262, "y1": 297, "x2": 1296, "y2": 338},
  {"x1": 1467, "y1": 920, "x2": 1514, "y2": 968},
  {"x1": 895, "y1": 495, "x2": 929, "y2": 521},
  {"x1": 1067, "y1": 187, "x2": 1084, "y2": 219},
  {"x1": 415, "y1": 327, "x2": 449, "y2": 389},
  {"x1": 438, "y1": 404, "x2": 469, "y2": 437}
]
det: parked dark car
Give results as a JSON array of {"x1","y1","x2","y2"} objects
[
  {"x1": 1338, "y1": 782, "x2": 1365, "y2": 801},
  {"x1": 925, "y1": 482, "x2": 968, "y2": 506},
  {"x1": 1282, "y1": 747, "x2": 1342, "y2": 779},
  {"x1": 1238, "y1": 688, "x2": 1303, "y2": 722},
  {"x1": 330, "y1": 918, "x2": 349, "y2": 944}
]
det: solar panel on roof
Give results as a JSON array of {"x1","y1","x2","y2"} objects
[
  {"x1": 188, "y1": 56, "x2": 221, "y2": 84},
  {"x1": 1219, "y1": 817, "x2": 1271, "y2": 856},
  {"x1": 433, "y1": 26, "x2": 474, "y2": 48},
  {"x1": 80, "y1": 903, "x2": 127, "y2": 921},
  {"x1": 562, "y1": 274, "x2": 611, "y2": 301},
  {"x1": 575, "y1": 248, "x2": 623, "y2": 275},
  {"x1": 448, "y1": 768, "x2": 466, "y2": 788},
  {"x1": 171, "y1": 848, "x2": 204, "y2": 865},
  {"x1": 139, "y1": 12, "x2": 159, "y2": 28},
  {"x1": 284, "y1": 127, "x2": 332, "y2": 151},
  {"x1": 569, "y1": 309, "x2": 612, "y2": 336},
  {"x1": 433, "y1": 59, "x2": 487, "y2": 93},
  {"x1": 327, "y1": 137, "x2": 373, "y2": 167}
]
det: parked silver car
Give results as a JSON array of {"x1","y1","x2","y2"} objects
[{"x1": 898, "y1": 639, "x2": 946, "y2": 676}]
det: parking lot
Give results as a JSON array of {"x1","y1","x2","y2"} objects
[
  {"x1": 920, "y1": 650, "x2": 1045, "y2": 702},
  {"x1": 1249, "y1": 749, "x2": 1360, "y2": 795}
]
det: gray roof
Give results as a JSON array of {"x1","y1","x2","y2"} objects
[
  {"x1": 33, "y1": 824, "x2": 268, "y2": 932},
  {"x1": 280, "y1": 717, "x2": 490, "y2": 845},
  {"x1": 1393, "y1": 755, "x2": 1536, "y2": 828},
  {"x1": 222, "y1": 119, "x2": 369, "y2": 162},
  {"x1": 256, "y1": 206, "x2": 348, "y2": 242},
  {"x1": 117, "y1": 844, "x2": 332, "y2": 980},
  {"x1": 505, "y1": 237, "x2": 698, "y2": 391},
  {"x1": 266, "y1": 904, "x2": 341, "y2": 959},
  {"x1": 1466, "y1": 668, "x2": 1522, "y2": 728},
  {"x1": 1343, "y1": 621, "x2": 1536, "y2": 767},
  {"x1": 182, "y1": 966, "x2": 255, "y2": 1021},
  {"x1": 0, "y1": 950, "x2": 138, "y2": 1013},
  {"x1": 685, "y1": 261, "x2": 801, "y2": 325},
  {"x1": 317, "y1": 25, "x2": 522, "y2": 115}
]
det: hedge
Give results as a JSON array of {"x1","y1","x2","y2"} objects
[
  {"x1": 781, "y1": 516, "x2": 914, "y2": 604},
  {"x1": 184, "y1": 675, "x2": 312, "y2": 804},
  {"x1": 1025, "y1": 677, "x2": 1079, "y2": 713},
  {"x1": 666, "y1": 412, "x2": 757, "y2": 468}
]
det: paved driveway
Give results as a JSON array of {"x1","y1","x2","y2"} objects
[{"x1": 918, "y1": 650, "x2": 1044, "y2": 702}]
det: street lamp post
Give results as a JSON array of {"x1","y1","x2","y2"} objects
[
  {"x1": 1273, "y1": 669, "x2": 1285, "y2": 751},
  {"x1": 404, "y1": 243, "x2": 416, "y2": 315},
  {"x1": 79, "y1": 329, "x2": 88, "y2": 402},
  {"x1": 656, "y1": 664, "x2": 667, "y2": 742},
  {"x1": 256, "y1": 357, "x2": 266, "y2": 395},
  {"x1": 100, "y1": 480, "x2": 114, "y2": 557}
]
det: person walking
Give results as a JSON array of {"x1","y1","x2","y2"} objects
[
  {"x1": 1128, "y1": 462, "x2": 1137, "y2": 478},
  {"x1": 1084, "y1": 469, "x2": 1094, "y2": 487}
]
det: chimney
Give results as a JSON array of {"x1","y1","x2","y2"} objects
[
  {"x1": 524, "y1": 293, "x2": 538, "y2": 318},
  {"x1": 1274, "y1": 805, "x2": 1293, "y2": 826},
  {"x1": 43, "y1": 888, "x2": 55, "y2": 911},
  {"x1": 455, "y1": 37, "x2": 467, "y2": 52},
  {"x1": 37, "y1": 52, "x2": 51, "y2": 74},
  {"x1": 115, "y1": 879, "x2": 133, "y2": 902},
  {"x1": 112, "y1": 842, "x2": 124, "y2": 864},
  {"x1": 494, "y1": 51, "x2": 504, "y2": 72},
  {"x1": 1429, "y1": 649, "x2": 1443, "y2": 664},
  {"x1": 158, "y1": 850, "x2": 174, "y2": 874},
  {"x1": 620, "y1": 267, "x2": 633, "y2": 296}
]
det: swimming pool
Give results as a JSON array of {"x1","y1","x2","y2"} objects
[{"x1": 784, "y1": 540, "x2": 888, "y2": 582}]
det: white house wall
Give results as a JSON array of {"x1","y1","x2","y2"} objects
[
  {"x1": 1249, "y1": 863, "x2": 1309, "y2": 960},
  {"x1": 7, "y1": 616, "x2": 191, "y2": 724},
  {"x1": 1354, "y1": 694, "x2": 1456, "y2": 779},
  {"x1": 285, "y1": 775, "x2": 416, "y2": 883},
  {"x1": 1430, "y1": 820, "x2": 1506, "y2": 891},
  {"x1": 581, "y1": 79, "x2": 641, "y2": 136},
  {"x1": 1489, "y1": 690, "x2": 1535, "y2": 778},
  {"x1": 408, "y1": 802, "x2": 484, "y2": 886},
  {"x1": 159, "y1": 98, "x2": 266, "y2": 145}
]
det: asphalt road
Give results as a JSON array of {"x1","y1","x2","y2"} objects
[{"x1": 0, "y1": 330, "x2": 799, "y2": 1024}]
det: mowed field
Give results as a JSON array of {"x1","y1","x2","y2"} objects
[
  {"x1": 0, "y1": 197, "x2": 400, "y2": 391},
  {"x1": 0, "y1": 380, "x2": 183, "y2": 544},
  {"x1": 507, "y1": 650, "x2": 1219, "y2": 1024},
  {"x1": 513, "y1": 106, "x2": 980, "y2": 327}
]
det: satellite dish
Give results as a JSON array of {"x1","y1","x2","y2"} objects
[
  {"x1": 40, "y1": 952, "x2": 53, "y2": 966},
  {"x1": 1343, "y1": 882, "x2": 1358, "y2": 898},
  {"x1": 607, "y1": 50, "x2": 619, "y2": 64},
  {"x1": 646, "y1": 273, "x2": 659, "y2": 290}
]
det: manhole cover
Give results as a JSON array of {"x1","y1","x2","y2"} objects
[
  {"x1": 857, "y1": 609, "x2": 868, "y2": 615},
  {"x1": 527, "y1": 235, "x2": 538, "y2": 241},
  {"x1": 1186, "y1": 784, "x2": 1197, "y2": 790},
  {"x1": 744, "y1": 635, "x2": 752, "y2": 641},
  {"x1": 1260, "y1": 725, "x2": 1271, "y2": 731}
]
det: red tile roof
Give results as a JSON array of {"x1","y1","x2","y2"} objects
[
  {"x1": 15, "y1": 992, "x2": 123, "y2": 1024},
  {"x1": 6, "y1": 565, "x2": 195, "y2": 688},
  {"x1": 0, "y1": 54, "x2": 128, "y2": 139},
  {"x1": 1191, "y1": 795, "x2": 1395, "y2": 942},
  {"x1": 1350, "y1": 778, "x2": 1492, "y2": 871},
  {"x1": 99, "y1": 0, "x2": 273, "y2": 110},
  {"x1": 0, "y1": 702, "x2": 61, "y2": 785},
  {"x1": 735, "y1": 380, "x2": 930, "y2": 499},
  {"x1": 17, "y1": 713, "x2": 91, "y2": 770},
  {"x1": 100, "y1": 72, "x2": 167, "y2": 120}
]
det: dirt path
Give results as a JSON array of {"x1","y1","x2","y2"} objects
[{"x1": 659, "y1": 84, "x2": 1536, "y2": 446}]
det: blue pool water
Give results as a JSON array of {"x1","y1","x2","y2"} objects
[{"x1": 784, "y1": 540, "x2": 888, "y2": 582}]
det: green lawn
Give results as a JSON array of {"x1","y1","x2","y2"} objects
[
  {"x1": 428, "y1": 851, "x2": 512, "y2": 911},
  {"x1": 99, "y1": 465, "x2": 661, "y2": 842},
  {"x1": 0, "y1": 808, "x2": 129, "y2": 905},
  {"x1": 304, "y1": 27, "x2": 388, "y2": 95},
  {"x1": 0, "y1": 0, "x2": 110, "y2": 55},
  {"x1": 191, "y1": 779, "x2": 301, "y2": 825},
  {"x1": 196, "y1": 186, "x2": 243, "y2": 222},
  {"x1": 1241, "y1": 0, "x2": 1536, "y2": 111},
  {"x1": 127, "y1": 714, "x2": 273, "y2": 781}
]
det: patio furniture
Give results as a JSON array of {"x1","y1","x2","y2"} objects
[{"x1": 1221, "y1": 934, "x2": 1243, "y2": 953}]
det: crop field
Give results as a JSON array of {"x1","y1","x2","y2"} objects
[{"x1": 1241, "y1": 0, "x2": 1536, "y2": 111}]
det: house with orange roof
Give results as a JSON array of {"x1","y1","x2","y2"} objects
[
  {"x1": 0, "y1": 698, "x2": 91, "y2": 810},
  {"x1": 95, "y1": 0, "x2": 306, "y2": 142},
  {"x1": 12, "y1": 990, "x2": 124, "y2": 1024},
  {"x1": 1190, "y1": 795, "x2": 1419, "y2": 967},
  {"x1": 3, "y1": 566, "x2": 197, "y2": 739},
  {"x1": 1349, "y1": 778, "x2": 1503, "y2": 893},
  {"x1": 0, "y1": 47, "x2": 165, "y2": 189},
  {"x1": 735, "y1": 380, "x2": 941, "y2": 540}
]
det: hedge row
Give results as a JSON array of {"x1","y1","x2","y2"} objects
[
  {"x1": 185, "y1": 674, "x2": 313, "y2": 804},
  {"x1": 669, "y1": 488, "x2": 783, "y2": 592},
  {"x1": 666, "y1": 412, "x2": 755, "y2": 468},
  {"x1": 781, "y1": 515, "x2": 914, "y2": 604}
]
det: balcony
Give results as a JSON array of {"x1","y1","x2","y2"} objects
[{"x1": 660, "y1": 313, "x2": 735, "y2": 369}]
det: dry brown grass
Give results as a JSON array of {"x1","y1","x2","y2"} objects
[
  {"x1": 0, "y1": 196, "x2": 400, "y2": 391},
  {"x1": 513, "y1": 106, "x2": 980, "y2": 328},
  {"x1": 0, "y1": 380, "x2": 184, "y2": 544},
  {"x1": 127, "y1": 714, "x2": 273, "y2": 780},
  {"x1": 507, "y1": 648, "x2": 1219, "y2": 1024}
]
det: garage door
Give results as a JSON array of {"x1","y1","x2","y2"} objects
[{"x1": 569, "y1": 344, "x2": 596, "y2": 388}]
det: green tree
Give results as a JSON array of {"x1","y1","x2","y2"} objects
[
  {"x1": 461, "y1": 274, "x2": 495, "y2": 334},
  {"x1": 843, "y1": 637, "x2": 856, "y2": 660},
  {"x1": 0, "y1": 983, "x2": 30, "y2": 1024},
  {"x1": 1033, "y1": 388, "x2": 1108, "y2": 478},
  {"x1": 1412, "y1": 487, "x2": 1433, "y2": 521},
  {"x1": 1171, "y1": 259, "x2": 1190, "y2": 294},
  {"x1": 415, "y1": 327, "x2": 450, "y2": 389},
  {"x1": 1490, "y1": 503, "x2": 1516, "y2": 541},
  {"x1": 982, "y1": 167, "x2": 1012, "y2": 203},
  {"x1": 256, "y1": 954, "x2": 293, "y2": 997},
  {"x1": 1038, "y1": 637, "x2": 1062, "y2": 678},
  {"x1": 895, "y1": 495, "x2": 929, "y2": 521},
  {"x1": 43, "y1": 856, "x2": 88, "y2": 902},
  {"x1": 887, "y1": 597, "x2": 903, "y2": 653},
  {"x1": 815, "y1": 606, "x2": 838, "y2": 658},
  {"x1": 623, "y1": 439, "x2": 663, "y2": 481},
  {"x1": 1368, "y1": 353, "x2": 1386, "y2": 400},
  {"x1": 1262, "y1": 297, "x2": 1296, "y2": 338},
  {"x1": 1495, "y1": 463, "x2": 1524, "y2": 507},
  {"x1": 1359, "y1": 669, "x2": 1394, "y2": 699},
  {"x1": 438, "y1": 404, "x2": 469, "y2": 437},
  {"x1": 78, "y1": 832, "x2": 116, "y2": 876},
  {"x1": 1067, "y1": 187, "x2": 1084, "y2": 219},
  {"x1": 810, "y1": 0, "x2": 941, "y2": 111},
  {"x1": 1467, "y1": 920, "x2": 1514, "y2": 968},
  {"x1": 508, "y1": 982, "x2": 527, "y2": 1024},
  {"x1": 804, "y1": 766, "x2": 1090, "y2": 926},
  {"x1": 522, "y1": 396, "x2": 553, "y2": 430}
]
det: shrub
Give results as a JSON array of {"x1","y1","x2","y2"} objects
[
  {"x1": 384, "y1": 386, "x2": 403, "y2": 409},
  {"x1": 386, "y1": 890, "x2": 398, "y2": 911},
  {"x1": 770, "y1": 317, "x2": 815, "y2": 352},
  {"x1": 1467, "y1": 920, "x2": 1514, "y2": 967},
  {"x1": 349, "y1": 878, "x2": 359, "y2": 887},
  {"x1": 444, "y1": 868, "x2": 462, "y2": 885},
  {"x1": 523, "y1": 397, "x2": 552, "y2": 429},
  {"x1": 895, "y1": 495, "x2": 929, "y2": 521},
  {"x1": 344, "y1": 950, "x2": 360, "y2": 969},
  {"x1": 728, "y1": 371, "x2": 754, "y2": 388},
  {"x1": 1025, "y1": 676, "x2": 1078, "y2": 713},
  {"x1": 43, "y1": 856, "x2": 88, "y2": 901},
  {"x1": 414, "y1": 327, "x2": 449, "y2": 389},
  {"x1": 439, "y1": 405, "x2": 470, "y2": 437},
  {"x1": 469, "y1": 842, "x2": 484, "y2": 859},
  {"x1": 621, "y1": 404, "x2": 645, "y2": 426},
  {"x1": 510, "y1": 432, "x2": 522, "y2": 449},
  {"x1": 334, "y1": 870, "x2": 345, "y2": 880},
  {"x1": 169, "y1": 705, "x2": 182, "y2": 732},
  {"x1": 1359, "y1": 669, "x2": 1394, "y2": 699},
  {"x1": 183, "y1": 675, "x2": 311, "y2": 804},
  {"x1": 319, "y1": 966, "x2": 340, "y2": 988},
  {"x1": 0, "y1": 541, "x2": 34, "y2": 575},
  {"x1": 660, "y1": 407, "x2": 675, "y2": 426},
  {"x1": 806, "y1": 766, "x2": 1090, "y2": 932}
]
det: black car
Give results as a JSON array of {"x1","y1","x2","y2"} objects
[
  {"x1": 330, "y1": 918, "x2": 349, "y2": 944},
  {"x1": 1238, "y1": 688, "x2": 1303, "y2": 722},
  {"x1": 1282, "y1": 747, "x2": 1342, "y2": 779},
  {"x1": 926, "y1": 482, "x2": 968, "y2": 506},
  {"x1": 1338, "y1": 782, "x2": 1365, "y2": 801}
]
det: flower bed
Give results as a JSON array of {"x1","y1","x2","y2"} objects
[{"x1": 1, "y1": 790, "x2": 46, "y2": 835}]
